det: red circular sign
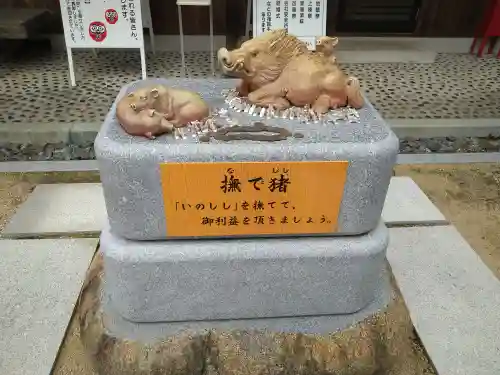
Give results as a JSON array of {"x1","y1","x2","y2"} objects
[
  {"x1": 88, "y1": 21, "x2": 107, "y2": 42},
  {"x1": 105, "y1": 8, "x2": 118, "y2": 24}
]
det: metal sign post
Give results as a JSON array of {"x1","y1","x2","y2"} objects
[
  {"x1": 177, "y1": 0, "x2": 215, "y2": 77},
  {"x1": 59, "y1": 0, "x2": 146, "y2": 86},
  {"x1": 251, "y1": 0, "x2": 327, "y2": 49}
]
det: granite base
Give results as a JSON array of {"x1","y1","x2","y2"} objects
[{"x1": 101, "y1": 221, "x2": 389, "y2": 323}]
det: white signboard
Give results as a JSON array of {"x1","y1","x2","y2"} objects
[
  {"x1": 252, "y1": 0, "x2": 327, "y2": 50},
  {"x1": 59, "y1": 0, "x2": 146, "y2": 86}
]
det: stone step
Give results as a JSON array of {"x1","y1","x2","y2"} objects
[
  {"x1": 336, "y1": 49, "x2": 436, "y2": 64},
  {"x1": 387, "y1": 226, "x2": 500, "y2": 375},
  {"x1": 2, "y1": 183, "x2": 107, "y2": 239},
  {"x1": 0, "y1": 177, "x2": 447, "y2": 239},
  {"x1": 382, "y1": 176, "x2": 447, "y2": 226},
  {"x1": 0, "y1": 238, "x2": 98, "y2": 375},
  {"x1": 335, "y1": 39, "x2": 437, "y2": 63}
]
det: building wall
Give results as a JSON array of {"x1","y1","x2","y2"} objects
[
  {"x1": 0, "y1": 0, "x2": 489, "y2": 37},
  {"x1": 416, "y1": 0, "x2": 490, "y2": 37},
  {"x1": 0, "y1": 0, "x2": 227, "y2": 35}
]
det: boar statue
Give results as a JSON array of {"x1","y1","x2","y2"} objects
[
  {"x1": 116, "y1": 85, "x2": 210, "y2": 139},
  {"x1": 217, "y1": 29, "x2": 364, "y2": 114}
]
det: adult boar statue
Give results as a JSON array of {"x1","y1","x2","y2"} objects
[{"x1": 217, "y1": 29, "x2": 364, "y2": 114}]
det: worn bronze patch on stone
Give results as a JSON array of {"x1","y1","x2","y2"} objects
[{"x1": 199, "y1": 121, "x2": 303, "y2": 143}]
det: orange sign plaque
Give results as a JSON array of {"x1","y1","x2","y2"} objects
[{"x1": 160, "y1": 161, "x2": 348, "y2": 237}]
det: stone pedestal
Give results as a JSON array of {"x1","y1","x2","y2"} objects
[
  {"x1": 79, "y1": 255, "x2": 423, "y2": 375},
  {"x1": 94, "y1": 78, "x2": 399, "y2": 241},
  {"x1": 89, "y1": 78, "x2": 400, "y2": 375},
  {"x1": 101, "y1": 221, "x2": 388, "y2": 323}
]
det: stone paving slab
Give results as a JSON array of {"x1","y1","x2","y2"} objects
[
  {"x1": 382, "y1": 176, "x2": 448, "y2": 226},
  {"x1": 0, "y1": 238, "x2": 98, "y2": 375},
  {"x1": 337, "y1": 49, "x2": 437, "y2": 64},
  {"x1": 2, "y1": 183, "x2": 107, "y2": 239},
  {"x1": 387, "y1": 226, "x2": 500, "y2": 375},
  {"x1": 1, "y1": 177, "x2": 445, "y2": 238}
]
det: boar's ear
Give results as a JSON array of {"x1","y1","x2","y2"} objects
[
  {"x1": 330, "y1": 37, "x2": 339, "y2": 47},
  {"x1": 150, "y1": 88, "x2": 160, "y2": 99}
]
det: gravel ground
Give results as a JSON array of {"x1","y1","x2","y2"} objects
[{"x1": 1, "y1": 136, "x2": 500, "y2": 161}]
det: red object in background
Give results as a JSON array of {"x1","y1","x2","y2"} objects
[
  {"x1": 105, "y1": 9, "x2": 119, "y2": 24},
  {"x1": 470, "y1": 0, "x2": 500, "y2": 58},
  {"x1": 89, "y1": 21, "x2": 107, "y2": 42}
]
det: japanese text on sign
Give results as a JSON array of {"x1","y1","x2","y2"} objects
[
  {"x1": 60, "y1": 0, "x2": 143, "y2": 48},
  {"x1": 253, "y1": 0, "x2": 326, "y2": 48},
  {"x1": 284, "y1": 0, "x2": 289, "y2": 29},
  {"x1": 160, "y1": 161, "x2": 348, "y2": 237}
]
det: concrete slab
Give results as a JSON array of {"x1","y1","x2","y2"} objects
[
  {"x1": 0, "y1": 238, "x2": 98, "y2": 375},
  {"x1": 388, "y1": 118, "x2": 500, "y2": 138},
  {"x1": 2, "y1": 183, "x2": 107, "y2": 238},
  {"x1": 382, "y1": 177, "x2": 448, "y2": 226},
  {"x1": 335, "y1": 40, "x2": 437, "y2": 63},
  {"x1": 387, "y1": 226, "x2": 500, "y2": 375},
  {"x1": 397, "y1": 152, "x2": 500, "y2": 165},
  {"x1": 337, "y1": 50, "x2": 436, "y2": 64}
]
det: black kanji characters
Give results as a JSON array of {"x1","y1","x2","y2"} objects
[
  {"x1": 220, "y1": 168, "x2": 242, "y2": 193},
  {"x1": 253, "y1": 200, "x2": 265, "y2": 210},
  {"x1": 254, "y1": 216, "x2": 265, "y2": 224},
  {"x1": 215, "y1": 217, "x2": 227, "y2": 226},
  {"x1": 269, "y1": 174, "x2": 291, "y2": 193},
  {"x1": 201, "y1": 217, "x2": 214, "y2": 225}
]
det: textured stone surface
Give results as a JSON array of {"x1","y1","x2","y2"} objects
[
  {"x1": 101, "y1": 221, "x2": 388, "y2": 322},
  {"x1": 388, "y1": 226, "x2": 500, "y2": 375},
  {"x1": 95, "y1": 78, "x2": 398, "y2": 240},
  {"x1": 80, "y1": 253, "x2": 424, "y2": 375},
  {"x1": 102, "y1": 270, "x2": 390, "y2": 340},
  {"x1": 382, "y1": 176, "x2": 448, "y2": 226},
  {"x1": 0, "y1": 238, "x2": 97, "y2": 375},
  {"x1": 2, "y1": 183, "x2": 107, "y2": 238}
]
